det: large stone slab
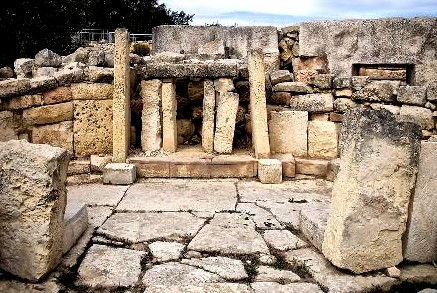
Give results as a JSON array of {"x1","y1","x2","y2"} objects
[
  {"x1": 77, "y1": 244, "x2": 145, "y2": 287},
  {"x1": 251, "y1": 282, "x2": 322, "y2": 293},
  {"x1": 31, "y1": 121, "x2": 73, "y2": 154},
  {"x1": 0, "y1": 140, "x2": 69, "y2": 281},
  {"x1": 214, "y1": 92, "x2": 239, "y2": 153},
  {"x1": 308, "y1": 121, "x2": 339, "y2": 159},
  {"x1": 67, "y1": 184, "x2": 129, "y2": 206},
  {"x1": 141, "y1": 79, "x2": 162, "y2": 152},
  {"x1": 144, "y1": 283, "x2": 252, "y2": 293},
  {"x1": 73, "y1": 99, "x2": 112, "y2": 157},
  {"x1": 288, "y1": 93, "x2": 334, "y2": 113},
  {"x1": 162, "y1": 81, "x2": 177, "y2": 152},
  {"x1": 98, "y1": 212, "x2": 205, "y2": 242},
  {"x1": 187, "y1": 213, "x2": 270, "y2": 255},
  {"x1": 117, "y1": 180, "x2": 237, "y2": 212},
  {"x1": 22, "y1": 102, "x2": 73, "y2": 125},
  {"x1": 403, "y1": 141, "x2": 437, "y2": 262},
  {"x1": 181, "y1": 256, "x2": 248, "y2": 281},
  {"x1": 269, "y1": 110, "x2": 308, "y2": 156},
  {"x1": 322, "y1": 109, "x2": 421, "y2": 273},
  {"x1": 236, "y1": 203, "x2": 283, "y2": 230},
  {"x1": 202, "y1": 79, "x2": 215, "y2": 153}
]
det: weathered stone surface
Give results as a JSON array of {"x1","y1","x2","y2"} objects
[
  {"x1": 73, "y1": 99, "x2": 112, "y2": 156},
  {"x1": 0, "y1": 140, "x2": 69, "y2": 281},
  {"x1": 78, "y1": 244, "x2": 145, "y2": 287},
  {"x1": 214, "y1": 78, "x2": 235, "y2": 94},
  {"x1": 326, "y1": 158, "x2": 341, "y2": 182},
  {"x1": 308, "y1": 121, "x2": 339, "y2": 159},
  {"x1": 269, "y1": 110, "x2": 308, "y2": 156},
  {"x1": 289, "y1": 93, "x2": 334, "y2": 113},
  {"x1": 248, "y1": 48, "x2": 271, "y2": 158},
  {"x1": 397, "y1": 85, "x2": 427, "y2": 106},
  {"x1": 142, "y1": 262, "x2": 223, "y2": 286},
  {"x1": 182, "y1": 256, "x2": 248, "y2": 281},
  {"x1": 274, "y1": 153, "x2": 296, "y2": 178},
  {"x1": 90, "y1": 154, "x2": 112, "y2": 172},
  {"x1": 272, "y1": 82, "x2": 312, "y2": 93},
  {"x1": 141, "y1": 79, "x2": 162, "y2": 152},
  {"x1": 71, "y1": 82, "x2": 113, "y2": 100},
  {"x1": 23, "y1": 102, "x2": 73, "y2": 125},
  {"x1": 67, "y1": 184, "x2": 129, "y2": 206},
  {"x1": 263, "y1": 230, "x2": 308, "y2": 251},
  {"x1": 33, "y1": 66, "x2": 57, "y2": 77},
  {"x1": 427, "y1": 82, "x2": 437, "y2": 102},
  {"x1": 285, "y1": 248, "x2": 397, "y2": 293},
  {"x1": 29, "y1": 76, "x2": 58, "y2": 92},
  {"x1": 117, "y1": 180, "x2": 236, "y2": 212},
  {"x1": 322, "y1": 109, "x2": 422, "y2": 273},
  {"x1": 251, "y1": 282, "x2": 322, "y2": 293},
  {"x1": 14, "y1": 58, "x2": 35, "y2": 77},
  {"x1": 399, "y1": 264, "x2": 437, "y2": 284},
  {"x1": 269, "y1": 92, "x2": 293, "y2": 105},
  {"x1": 67, "y1": 159, "x2": 90, "y2": 175},
  {"x1": 188, "y1": 213, "x2": 270, "y2": 255},
  {"x1": 0, "y1": 280, "x2": 60, "y2": 293},
  {"x1": 0, "y1": 66, "x2": 14, "y2": 78},
  {"x1": 144, "y1": 283, "x2": 252, "y2": 293},
  {"x1": 334, "y1": 89, "x2": 353, "y2": 98},
  {"x1": 352, "y1": 81, "x2": 396, "y2": 102},
  {"x1": 258, "y1": 159, "x2": 282, "y2": 184},
  {"x1": 399, "y1": 105, "x2": 434, "y2": 130},
  {"x1": 2, "y1": 94, "x2": 42, "y2": 110},
  {"x1": 270, "y1": 70, "x2": 294, "y2": 85},
  {"x1": 43, "y1": 86, "x2": 72, "y2": 104},
  {"x1": 103, "y1": 163, "x2": 136, "y2": 185},
  {"x1": 0, "y1": 111, "x2": 23, "y2": 141},
  {"x1": 63, "y1": 201, "x2": 88, "y2": 254},
  {"x1": 85, "y1": 66, "x2": 114, "y2": 83},
  {"x1": 0, "y1": 78, "x2": 31, "y2": 98},
  {"x1": 53, "y1": 67, "x2": 84, "y2": 85},
  {"x1": 149, "y1": 241, "x2": 185, "y2": 262},
  {"x1": 236, "y1": 203, "x2": 283, "y2": 230},
  {"x1": 403, "y1": 142, "x2": 437, "y2": 262},
  {"x1": 254, "y1": 266, "x2": 301, "y2": 283},
  {"x1": 300, "y1": 204, "x2": 330, "y2": 251},
  {"x1": 202, "y1": 79, "x2": 215, "y2": 152},
  {"x1": 214, "y1": 92, "x2": 239, "y2": 153},
  {"x1": 35, "y1": 49, "x2": 62, "y2": 67},
  {"x1": 99, "y1": 212, "x2": 205, "y2": 242},
  {"x1": 333, "y1": 98, "x2": 358, "y2": 112},
  {"x1": 31, "y1": 121, "x2": 73, "y2": 153},
  {"x1": 295, "y1": 157, "x2": 329, "y2": 177},
  {"x1": 162, "y1": 82, "x2": 177, "y2": 152}
]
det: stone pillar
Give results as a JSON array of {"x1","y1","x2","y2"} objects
[
  {"x1": 322, "y1": 109, "x2": 421, "y2": 274},
  {"x1": 214, "y1": 92, "x2": 239, "y2": 154},
  {"x1": 140, "y1": 79, "x2": 162, "y2": 152},
  {"x1": 162, "y1": 81, "x2": 177, "y2": 152},
  {"x1": 403, "y1": 141, "x2": 437, "y2": 262},
  {"x1": 0, "y1": 140, "x2": 70, "y2": 281},
  {"x1": 112, "y1": 28, "x2": 130, "y2": 162},
  {"x1": 248, "y1": 48, "x2": 270, "y2": 158},
  {"x1": 202, "y1": 79, "x2": 215, "y2": 153}
]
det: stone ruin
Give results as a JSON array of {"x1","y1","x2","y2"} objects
[{"x1": 0, "y1": 16, "x2": 436, "y2": 289}]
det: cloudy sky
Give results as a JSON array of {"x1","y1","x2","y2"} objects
[{"x1": 160, "y1": 0, "x2": 437, "y2": 26}]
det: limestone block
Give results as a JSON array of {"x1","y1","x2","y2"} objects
[
  {"x1": 397, "y1": 86, "x2": 427, "y2": 106},
  {"x1": 0, "y1": 78, "x2": 31, "y2": 98},
  {"x1": 310, "y1": 74, "x2": 334, "y2": 89},
  {"x1": 29, "y1": 76, "x2": 57, "y2": 93},
  {"x1": 335, "y1": 89, "x2": 353, "y2": 97},
  {"x1": 0, "y1": 140, "x2": 69, "y2": 281},
  {"x1": 295, "y1": 157, "x2": 329, "y2": 177},
  {"x1": 427, "y1": 82, "x2": 437, "y2": 102},
  {"x1": 32, "y1": 121, "x2": 73, "y2": 154},
  {"x1": 14, "y1": 58, "x2": 34, "y2": 77},
  {"x1": 140, "y1": 79, "x2": 162, "y2": 152},
  {"x1": 270, "y1": 92, "x2": 293, "y2": 105},
  {"x1": 258, "y1": 159, "x2": 282, "y2": 184},
  {"x1": 403, "y1": 142, "x2": 437, "y2": 262},
  {"x1": 202, "y1": 79, "x2": 215, "y2": 153},
  {"x1": 274, "y1": 153, "x2": 296, "y2": 178},
  {"x1": 73, "y1": 99, "x2": 112, "y2": 157},
  {"x1": 272, "y1": 82, "x2": 313, "y2": 93},
  {"x1": 162, "y1": 82, "x2": 177, "y2": 152},
  {"x1": 322, "y1": 109, "x2": 422, "y2": 274},
  {"x1": 334, "y1": 98, "x2": 358, "y2": 113},
  {"x1": 63, "y1": 202, "x2": 88, "y2": 254},
  {"x1": 308, "y1": 121, "x2": 339, "y2": 159},
  {"x1": 35, "y1": 49, "x2": 62, "y2": 67},
  {"x1": 2, "y1": 94, "x2": 42, "y2": 110},
  {"x1": 289, "y1": 93, "x2": 334, "y2": 113},
  {"x1": 352, "y1": 81, "x2": 396, "y2": 103},
  {"x1": 103, "y1": 163, "x2": 136, "y2": 185},
  {"x1": 90, "y1": 154, "x2": 112, "y2": 173},
  {"x1": 67, "y1": 160, "x2": 90, "y2": 175},
  {"x1": 23, "y1": 102, "x2": 73, "y2": 125},
  {"x1": 71, "y1": 83, "x2": 113, "y2": 100},
  {"x1": 248, "y1": 48, "x2": 271, "y2": 158},
  {"x1": 214, "y1": 78, "x2": 234, "y2": 94},
  {"x1": 0, "y1": 111, "x2": 23, "y2": 142},
  {"x1": 400, "y1": 105, "x2": 434, "y2": 130},
  {"x1": 269, "y1": 111, "x2": 308, "y2": 156},
  {"x1": 270, "y1": 70, "x2": 294, "y2": 85},
  {"x1": 214, "y1": 92, "x2": 239, "y2": 154},
  {"x1": 43, "y1": 86, "x2": 72, "y2": 105},
  {"x1": 85, "y1": 66, "x2": 114, "y2": 83}
]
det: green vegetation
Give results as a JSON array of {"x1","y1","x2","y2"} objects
[
  {"x1": 132, "y1": 42, "x2": 151, "y2": 56},
  {"x1": 0, "y1": 0, "x2": 193, "y2": 67}
]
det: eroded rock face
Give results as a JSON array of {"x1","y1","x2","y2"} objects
[
  {"x1": 322, "y1": 109, "x2": 421, "y2": 274},
  {"x1": 0, "y1": 140, "x2": 70, "y2": 281}
]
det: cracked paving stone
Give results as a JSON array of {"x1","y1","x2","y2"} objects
[
  {"x1": 251, "y1": 282, "x2": 323, "y2": 293},
  {"x1": 238, "y1": 180, "x2": 332, "y2": 203},
  {"x1": 67, "y1": 184, "x2": 129, "y2": 206},
  {"x1": 284, "y1": 248, "x2": 398, "y2": 293},
  {"x1": 142, "y1": 262, "x2": 224, "y2": 286},
  {"x1": 263, "y1": 230, "x2": 308, "y2": 251},
  {"x1": 98, "y1": 212, "x2": 206, "y2": 243},
  {"x1": 117, "y1": 180, "x2": 237, "y2": 212},
  {"x1": 181, "y1": 256, "x2": 248, "y2": 281},
  {"x1": 254, "y1": 266, "x2": 300, "y2": 283},
  {"x1": 149, "y1": 241, "x2": 185, "y2": 262},
  {"x1": 236, "y1": 203, "x2": 283, "y2": 229},
  {"x1": 77, "y1": 244, "x2": 145, "y2": 288},
  {"x1": 187, "y1": 213, "x2": 270, "y2": 255},
  {"x1": 143, "y1": 283, "x2": 252, "y2": 293},
  {"x1": 87, "y1": 206, "x2": 114, "y2": 227}
]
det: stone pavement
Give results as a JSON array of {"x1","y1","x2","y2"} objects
[{"x1": 0, "y1": 178, "x2": 436, "y2": 293}]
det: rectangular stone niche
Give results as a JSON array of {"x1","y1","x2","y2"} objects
[{"x1": 352, "y1": 64, "x2": 414, "y2": 84}]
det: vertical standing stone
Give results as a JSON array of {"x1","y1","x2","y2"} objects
[
  {"x1": 214, "y1": 92, "x2": 239, "y2": 154},
  {"x1": 403, "y1": 141, "x2": 437, "y2": 262},
  {"x1": 140, "y1": 79, "x2": 162, "y2": 152},
  {"x1": 308, "y1": 121, "x2": 339, "y2": 159},
  {"x1": 202, "y1": 79, "x2": 215, "y2": 153},
  {"x1": 112, "y1": 28, "x2": 130, "y2": 163},
  {"x1": 0, "y1": 140, "x2": 70, "y2": 281},
  {"x1": 269, "y1": 111, "x2": 308, "y2": 156},
  {"x1": 322, "y1": 109, "x2": 421, "y2": 274},
  {"x1": 162, "y1": 81, "x2": 177, "y2": 152},
  {"x1": 248, "y1": 48, "x2": 271, "y2": 158}
]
